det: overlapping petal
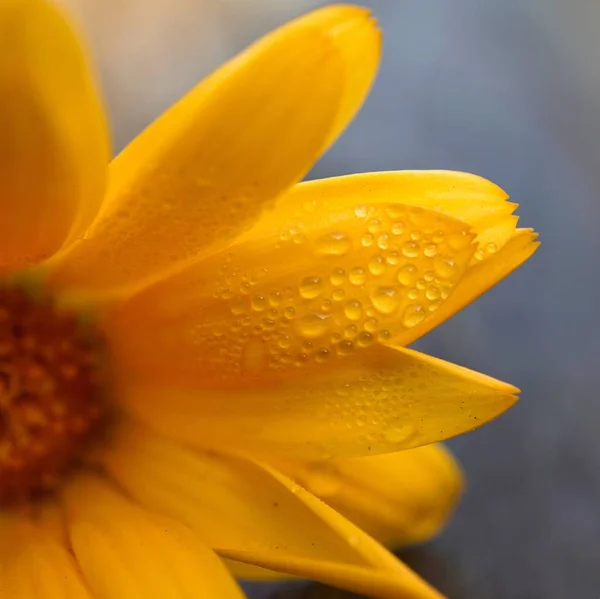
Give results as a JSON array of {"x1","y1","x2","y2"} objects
[
  {"x1": 62, "y1": 474, "x2": 246, "y2": 599},
  {"x1": 103, "y1": 422, "x2": 443, "y2": 599},
  {"x1": 0, "y1": 513, "x2": 92, "y2": 598},
  {"x1": 50, "y1": 5, "x2": 381, "y2": 296},
  {"x1": 118, "y1": 343, "x2": 517, "y2": 460},
  {"x1": 104, "y1": 190, "x2": 479, "y2": 387},
  {"x1": 0, "y1": 0, "x2": 109, "y2": 272},
  {"x1": 397, "y1": 228, "x2": 539, "y2": 345},
  {"x1": 277, "y1": 444, "x2": 464, "y2": 548}
]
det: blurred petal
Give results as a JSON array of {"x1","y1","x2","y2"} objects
[
  {"x1": 0, "y1": 513, "x2": 92, "y2": 599},
  {"x1": 62, "y1": 474, "x2": 245, "y2": 599},
  {"x1": 397, "y1": 229, "x2": 540, "y2": 346},
  {"x1": 0, "y1": 0, "x2": 109, "y2": 271},
  {"x1": 106, "y1": 195, "x2": 476, "y2": 387},
  {"x1": 278, "y1": 444, "x2": 464, "y2": 548},
  {"x1": 103, "y1": 422, "x2": 443, "y2": 599},
  {"x1": 50, "y1": 6, "x2": 381, "y2": 296},
  {"x1": 118, "y1": 343, "x2": 517, "y2": 460}
]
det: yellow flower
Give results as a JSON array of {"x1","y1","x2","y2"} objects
[{"x1": 0, "y1": 1, "x2": 538, "y2": 598}]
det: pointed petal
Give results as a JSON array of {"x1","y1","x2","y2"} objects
[
  {"x1": 103, "y1": 422, "x2": 443, "y2": 599},
  {"x1": 61, "y1": 473, "x2": 246, "y2": 599},
  {"x1": 119, "y1": 343, "x2": 517, "y2": 460},
  {"x1": 50, "y1": 6, "x2": 381, "y2": 296},
  {"x1": 396, "y1": 229, "x2": 540, "y2": 346},
  {"x1": 277, "y1": 444, "x2": 464, "y2": 548},
  {"x1": 0, "y1": 0, "x2": 109, "y2": 271},
  {"x1": 0, "y1": 512, "x2": 93, "y2": 599},
  {"x1": 106, "y1": 197, "x2": 476, "y2": 387}
]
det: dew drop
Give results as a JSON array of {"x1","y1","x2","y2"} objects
[
  {"x1": 401, "y1": 241, "x2": 420, "y2": 259},
  {"x1": 434, "y1": 256, "x2": 456, "y2": 279},
  {"x1": 283, "y1": 306, "x2": 296, "y2": 319},
  {"x1": 349, "y1": 267, "x2": 367, "y2": 286},
  {"x1": 384, "y1": 424, "x2": 416, "y2": 444},
  {"x1": 386, "y1": 251, "x2": 400, "y2": 266},
  {"x1": 361, "y1": 233, "x2": 374, "y2": 247},
  {"x1": 377, "y1": 233, "x2": 390, "y2": 250},
  {"x1": 356, "y1": 331, "x2": 374, "y2": 348},
  {"x1": 315, "y1": 348, "x2": 330, "y2": 363},
  {"x1": 299, "y1": 276, "x2": 323, "y2": 299},
  {"x1": 486, "y1": 242, "x2": 498, "y2": 254},
  {"x1": 425, "y1": 285, "x2": 441, "y2": 301},
  {"x1": 251, "y1": 295, "x2": 268, "y2": 311},
  {"x1": 269, "y1": 291, "x2": 282, "y2": 307},
  {"x1": 474, "y1": 248, "x2": 485, "y2": 261},
  {"x1": 396, "y1": 264, "x2": 417, "y2": 286},
  {"x1": 336, "y1": 340, "x2": 354, "y2": 356},
  {"x1": 295, "y1": 313, "x2": 330, "y2": 339},
  {"x1": 354, "y1": 205, "x2": 367, "y2": 218},
  {"x1": 329, "y1": 268, "x2": 346, "y2": 286},
  {"x1": 391, "y1": 221, "x2": 404, "y2": 235},
  {"x1": 367, "y1": 219, "x2": 382, "y2": 234},
  {"x1": 377, "y1": 329, "x2": 391, "y2": 342},
  {"x1": 370, "y1": 287, "x2": 401, "y2": 315},
  {"x1": 402, "y1": 304, "x2": 426, "y2": 328},
  {"x1": 368, "y1": 256, "x2": 386, "y2": 276},
  {"x1": 424, "y1": 243, "x2": 438, "y2": 258},
  {"x1": 344, "y1": 300, "x2": 363, "y2": 321},
  {"x1": 332, "y1": 288, "x2": 345, "y2": 302},
  {"x1": 364, "y1": 317, "x2": 379, "y2": 333},
  {"x1": 314, "y1": 232, "x2": 351, "y2": 256},
  {"x1": 344, "y1": 324, "x2": 358, "y2": 339}
]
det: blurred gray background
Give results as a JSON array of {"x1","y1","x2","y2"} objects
[{"x1": 64, "y1": 1, "x2": 600, "y2": 597}]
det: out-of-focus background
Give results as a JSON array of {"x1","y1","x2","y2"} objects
[{"x1": 60, "y1": 1, "x2": 600, "y2": 598}]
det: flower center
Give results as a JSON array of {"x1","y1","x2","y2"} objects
[{"x1": 0, "y1": 284, "x2": 106, "y2": 505}]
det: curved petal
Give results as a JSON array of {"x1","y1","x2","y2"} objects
[
  {"x1": 0, "y1": 512, "x2": 93, "y2": 599},
  {"x1": 277, "y1": 444, "x2": 464, "y2": 549},
  {"x1": 50, "y1": 6, "x2": 381, "y2": 296},
  {"x1": 106, "y1": 197, "x2": 476, "y2": 387},
  {"x1": 61, "y1": 473, "x2": 246, "y2": 599},
  {"x1": 278, "y1": 171, "x2": 519, "y2": 264},
  {"x1": 0, "y1": 0, "x2": 109, "y2": 272},
  {"x1": 118, "y1": 343, "x2": 517, "y2": 461},
  {"x1": 396, "y1": 228, "x2": 540, "y2": 346},
  {"x1": 103, "y1": 422, "x2": 443, "y2": 599}
]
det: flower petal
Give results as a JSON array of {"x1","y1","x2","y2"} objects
[
  {"x1": 277, "y1": 444, "x2": 464, "y2": 549},
  {"x1": 0, "y1": 512, "x2": 92, "y2": 599},
  {"x1": 0, "y1": 0, "x2": 109, "y2": 272},
  {"x1": 49, "y1": 5, "x2": 381, "y2": 296},
  {"x1": 61, "y1": 473, "x2": 246, "y2": 599},
  {"x1": 396, "y1": 228, "x2": 540, "y2": 346},
  {"x1": 280, "y1": 171, "x2": 519, "y2": 263},
  {"x1": 103, "y1": 422, "x2": 443, "y2": 599},
  {"x1": 106, "y1": 197, "x2": 476, "y2": 387},
  {"x1": 119, "y1": 343, "x2": 517, "y2": 460}
]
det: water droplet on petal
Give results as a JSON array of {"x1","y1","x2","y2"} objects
[
  {"x1": 349, "y1": 267, "x2": 367, "y2": 286},
  {"x1": 402, "y1": 304, "x2": 426, "y2": 328},
  {"x1": 299, "y1": 276, "x2": 323, "y2": 299},
  {"x1": 295, "y1": 313, "x2": 330, "y2": 339},
  {"x1": 370, "y1": 287, "x2": 401, "y2": 315},
  {"x1": 315, "y1": 232, "x2": 352, "y2": 256},
  {"x1": 344, "y1": 300, "x2": 363, "y2": 321}
]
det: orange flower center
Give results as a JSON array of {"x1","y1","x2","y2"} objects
[{"x1": 0, "y1": 284, "x2": 106, "y2": 505}]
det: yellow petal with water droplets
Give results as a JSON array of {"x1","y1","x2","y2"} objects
[
  {"x1": 61, "y1": 474, "x2": 245, "y2": 599},
  {"x1": 106, "y1": 201, "x2": 475, "y2": 386},
  {"x1": 277, "y1": 444, "x2": 463, "y2": 549},
  {"x1": 0, "y1": 0, "x2": 109, "y2": 272},
  {"x1": 0, "y1": 513, "x2": 93, "y2": 599},
  {"x1": 118, "y1": 343, "x2": 517, "y2": 460},
  {"x1": 281, "y1": 171, "x2": 518, "y2": 265},
  {"x1": 103, "y1": 422, "x2": 444, "y2": 599},
  {"x1": 49, "y1": 5, "x2": 381, "y2": 297},
  {"x1": 396, "y1": 228, "x2": 540, "y2": 346}
]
